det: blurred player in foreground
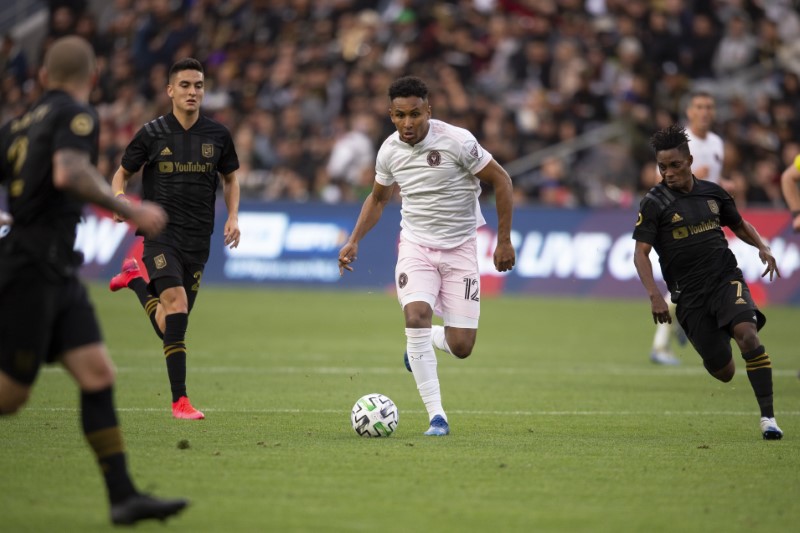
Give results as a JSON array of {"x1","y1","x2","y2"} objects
[
  {"x1": 109, "y1": 58, "x2": 241, "y2": 420},
  {"x1": 633, "y1": 124, "x2": 782, "y2": 440},
  {"x1": 0, "y1": 36, "x2": 188, "y2": 524},
  {"x1": 338, "y1": 76, "x2": 515, "y2": 436}
]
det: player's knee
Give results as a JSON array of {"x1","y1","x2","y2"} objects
[
  {"x1": 734, "y1": 330, "x2": 760, "y2": 353},
  {"x1": 0, "y1": 388, "x2": 30, "y2": 415},
  {"x1": 448, "y1": 339, "x2": 474, "y2": 359},
  {"x1": 707, "y1": 358, "x2": 734, "y2": 382},
  {"x1": 405, "y1": 316, "x2": 431, "y2": 329}
]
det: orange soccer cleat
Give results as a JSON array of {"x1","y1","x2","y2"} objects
[
  {"x1": 109, "y1": 258, "x2": 143, "y2": 292},
  {"x1": 172, "y1": 396, "x2": 205, "y2": 420}
]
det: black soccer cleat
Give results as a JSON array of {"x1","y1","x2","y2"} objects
[{"x1": 111, "y1": 493, "x2": 188, "y2": 526}]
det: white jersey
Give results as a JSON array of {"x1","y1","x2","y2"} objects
[
  {"x1": 686, "y1": 128, "x2": 724, "y2": 184},
  {"x1": 375, "y1": 119, "x2": 491, "y2": 249}
]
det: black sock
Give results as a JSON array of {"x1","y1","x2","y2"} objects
[
  {"x1": 742, "y1": 346, "x2": 774, "y2": 418},
  {"x1": 164, "y1": 313, "x2": 189, "y2": 402},
  {"x1": 128, "y1": 278, "x2": 164, "y2": 340},
  {"x1": 81, "y1": 387, "x2": 137, "y2": 504}
]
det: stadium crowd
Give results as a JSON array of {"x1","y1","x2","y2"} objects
[{"x1": 2, "y1": 0, "x2": 800, "y2": 208}]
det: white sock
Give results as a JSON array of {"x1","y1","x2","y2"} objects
[
  {"x1": 406, "y1": 327, "x2": 446, "y2": 421},
  {"x1": 653, "y1": 296, "x2": 674, "y2": 352},
  {"x1": 652, "y1": 323, "x2": 671, "y2": 352},
  {"x1": 431, "y1": 325, "x2": 452, "y2": 355}
]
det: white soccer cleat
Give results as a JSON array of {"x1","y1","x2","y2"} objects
[
  {"x1": 760, "y1": 417, "x2": 783, "y2": 440},
  {"x1": 650, "y1": 350, "x2": 680, "y2": 366}
]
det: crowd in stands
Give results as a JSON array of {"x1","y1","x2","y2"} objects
[{"x1": 2, "y1": 0, "x2": 800, "y2": 208}]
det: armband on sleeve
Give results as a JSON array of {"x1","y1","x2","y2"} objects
[{"x1": 794, "y1": 154, "x2": 800, "y2": 171}]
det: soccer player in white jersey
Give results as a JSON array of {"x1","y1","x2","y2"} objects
[
  {"x1": 649, "y1": 91, "x2": 725, "y2": 365},
  {"x1": 338, "y1": 76, "x2": 515, "y2": 436}
]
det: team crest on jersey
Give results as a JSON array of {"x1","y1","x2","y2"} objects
[
  {"x1": 427, "y1": 150, "x2": 441, "y2": 167},
  {"x1": 154, "y1": 254, "x2": 167, "y2": 270},
  {"x1": 202, "y1": 144, "x2": 214, "y2": 158},
  {"x1": 707, "y1": 200, "x2": 719, "y2": 214},
  {"x1": 465, "y1": 140, "x2": 483, "y2": 160},
  {"x1": 70, "y1": 113, "x2": 94, "y2": 136},
  {"x1": 398, "y1": 272, "x2": 408, "y2": 289}
]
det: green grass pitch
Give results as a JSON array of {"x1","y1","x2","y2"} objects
[{"x1": 2, "y1": 284, "x2": 799, "y2": 532}]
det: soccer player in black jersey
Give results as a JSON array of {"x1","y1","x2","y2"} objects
[
  {"x1": 108, "y1": 57, "x2": 241, "y2": 420},
  {"x1": 633, "y1": 124, "x2": 783, "y2": 440},
  {"x1": 0, "y1": 36, "x2": 188, "y2": 525}
]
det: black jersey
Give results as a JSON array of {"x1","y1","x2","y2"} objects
[
  {"x1": 0, "y1": 90, "x2": 99, "y2": 277},
  {"x1": 121, "y1": 113, "x2": 239, "y2": 252},
  {"x1": 633, "y1": 178, "x2": 742, "y2": 305}
]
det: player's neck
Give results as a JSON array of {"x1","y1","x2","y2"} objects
[
  {"x1": 689, "y1": 125, "x2": 709, "y2": 139},
  {"x1": 173, "y1": 108, "x2": 200, "y2": 130},
  {"x1": 49, "y1": 82, "x2": 90, "y2": 103}
]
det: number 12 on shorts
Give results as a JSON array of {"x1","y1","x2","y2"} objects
[{"x1": 463, "y1": 277, "x2": 480, "y2": 301}]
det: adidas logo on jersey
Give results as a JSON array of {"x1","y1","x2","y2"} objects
[
  {"x1": 160, "y1": 146, "x2": 173, "y2": 156},
  {"x1": 671, "y1": 213, "x2": 683, "y2": 223},
  {"x1": 735, "y1": 298, "x2": 747, "y2": 305}
]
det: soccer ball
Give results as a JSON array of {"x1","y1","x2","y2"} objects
[{"x1": 350, "y1": 393, "x2": 399, "y2": 437}]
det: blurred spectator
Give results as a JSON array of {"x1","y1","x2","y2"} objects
[
  {"x1": 322, "y1": 112, "x2": 377, "y2": 203},
  {"x1": 1, "y1": 35, "x2": 28, "y2": 85},
  {"x1": 713, "y1": 10, "x2": 758, "y2": 78},
  {"x1": 1, "y1": 0, "x2": 798, "y2": 208}
]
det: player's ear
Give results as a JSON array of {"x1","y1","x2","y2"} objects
[{"x1": 38, "y1": 67, "x2": 47, "y2": 88}]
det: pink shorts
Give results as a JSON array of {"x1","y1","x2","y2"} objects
[{"x1": 395, "y1": 235, "x2": 480, "y2": 328}]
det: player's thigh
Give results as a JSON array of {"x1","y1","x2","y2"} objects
[
  {"x1": 143, "y1": 243, "x2": 184, "y2": 295},
  {"x1": 49, "y1": 278, "x2": 103, "y2": 360},
  {"x1": 180, "y1": 251, "x2": 207, "y2": 314},
  {"x1": 677, "y1": 305, "x2": 732, "y2": 373},
  {"x1": 395, "y1": 239, "x2": 441, "y2": 310},
  {"x1": 438, "y1": 239, "x2": 480, "y2": 328},
  {"x1": 0, "y1": 274, "x2": 56, "y2": 386},
  {"x1": 712, "y1": 275, "x2": 765, "y2": 332},
  {"x1": 61, "y1": 342, "x2": 115, "y2": 391}
]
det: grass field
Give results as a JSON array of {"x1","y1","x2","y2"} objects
[{"x1": 2, "y1": 284, "x2": 799, "y2": 532}]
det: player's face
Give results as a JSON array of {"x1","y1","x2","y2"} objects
[
  {"x1": 686, "y1": 96, "x2": 715, "y2": 133},
  {"x1": 656, "y1": 148, "x2": 694, "y2": 192},
  {"x1": 389, "y1": 97, "x2": 431, "y2": 146},
  {"x1": 167, "y1": 69, "x2": 204, "y2": 114}
]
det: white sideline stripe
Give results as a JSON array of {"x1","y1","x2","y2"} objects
[
  {"x1": 24, "y1": 407, "x2": 800, "y2": 416},
  {"x1": 39, "y1": 366, "x2": 800, "y2": 377}
]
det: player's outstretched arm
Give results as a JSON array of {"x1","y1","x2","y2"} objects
[
  {"x1": 476, "y1": 159, "x2": 515, "y2": 272},
  {"x1": 633, "y1": 240, "x2": 671, "y2": 324},
  {"x1": 338, "y1": 181, "x2": 394, "y2": 276},
  {"x1": 780, "y1": 155, "x2": 800, "y2": 232},
  {"x1": 730, "y1": 219, "x2": 780, "y2": 281},
  {"x1": 53, "y1": 148, "x2": 167, "y2": 238}
]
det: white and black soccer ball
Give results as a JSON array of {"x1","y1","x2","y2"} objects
[{"x1": 350, "y1": 393, "x2": 399, "y2": 437}]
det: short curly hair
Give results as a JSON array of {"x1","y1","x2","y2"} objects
[
  {"x1": 649, "y1": 124, "x2": 690, "y2": 157},
  {"x1": 388, "y1": 76, "x2": 429, "y2": 101}
]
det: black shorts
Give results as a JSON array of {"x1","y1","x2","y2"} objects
[
  {"x1": 676, "y1": 273, "x2": 766, "y2": 373},
  {"x1": 142, "y1": 242, "x2": 208, "y2": 313},
  {"x1": 0, "y1": 272, "x2": 102, "y2": 385}
]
